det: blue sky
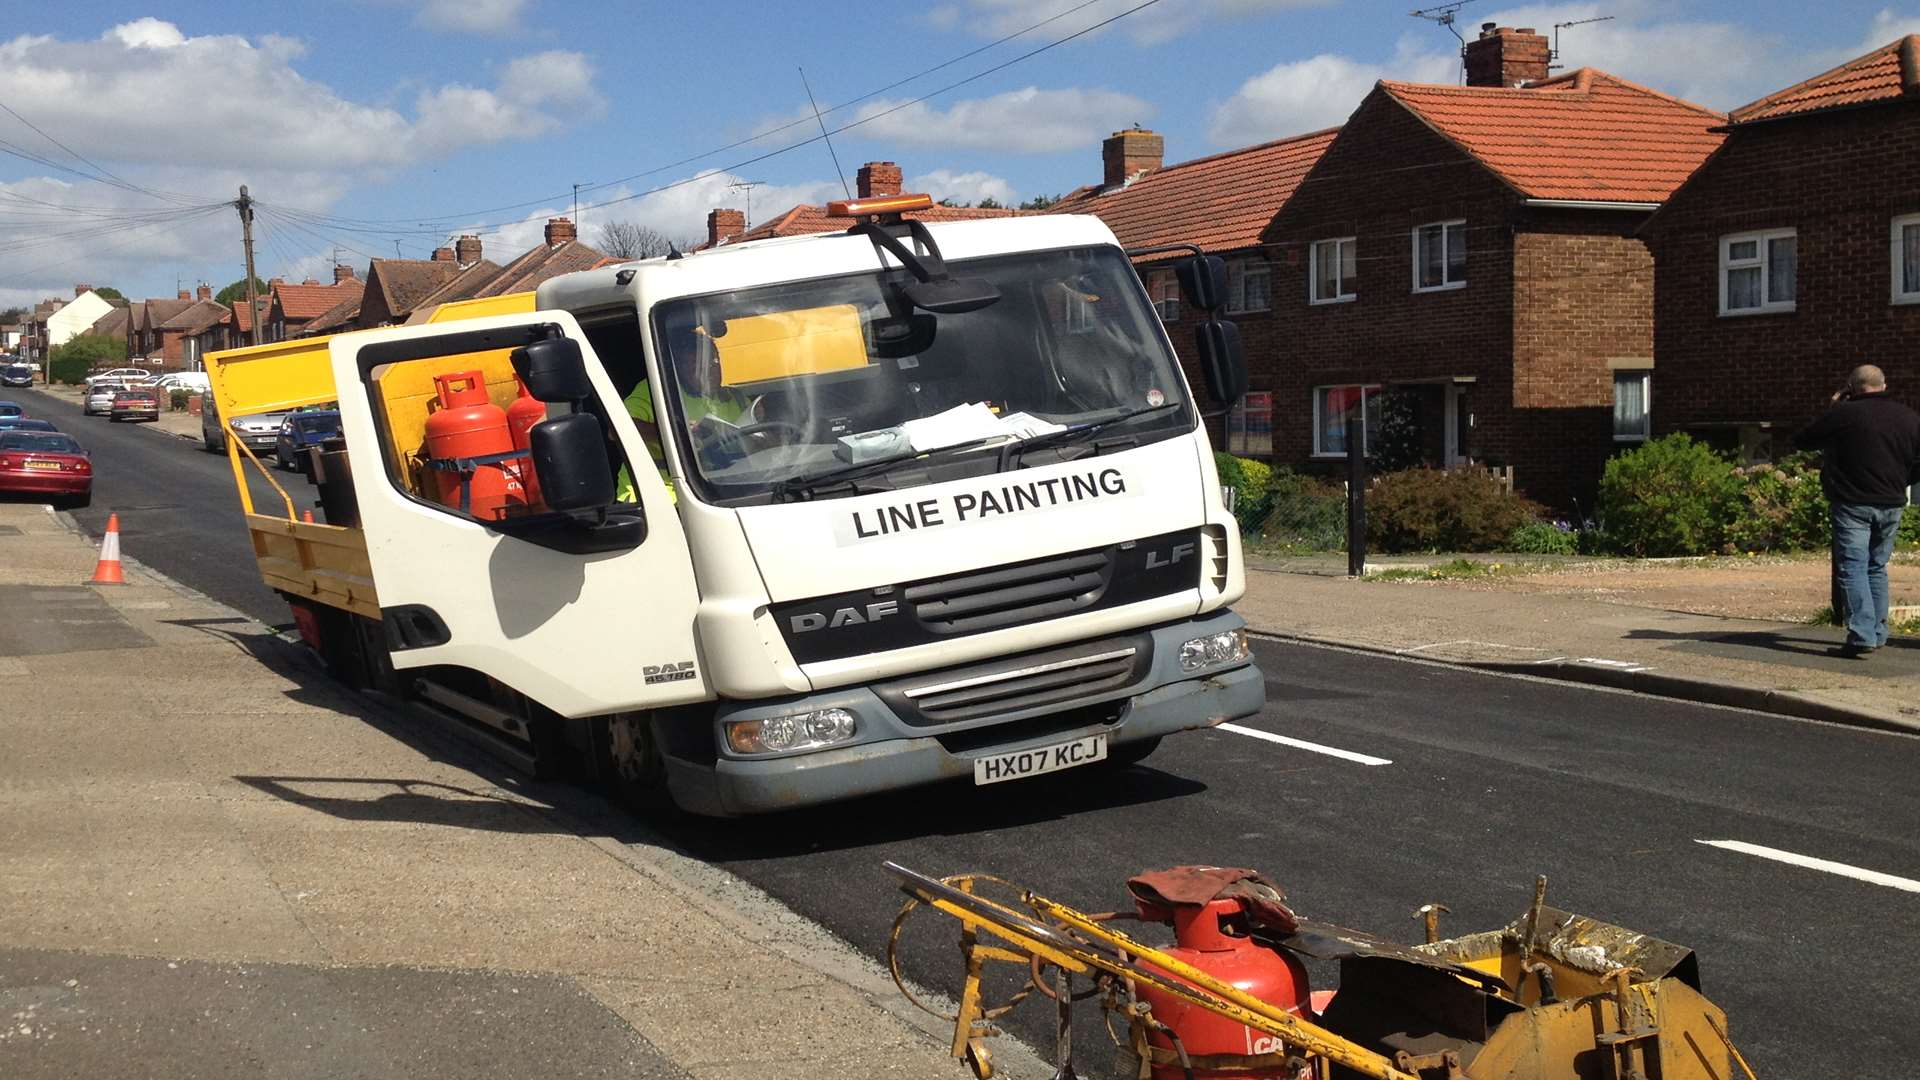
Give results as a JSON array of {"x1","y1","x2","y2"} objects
[{"x1": 3, "y1": 0, "x2": 1917, "y2": 309}]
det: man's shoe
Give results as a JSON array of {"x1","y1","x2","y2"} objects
[{"x1": 1833, "y1": 643, "x2": 1878, "y2": 659}]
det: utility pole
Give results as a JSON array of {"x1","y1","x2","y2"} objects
[{"x1": 235, "y1": 185, "x2": 261, "y2": 347}]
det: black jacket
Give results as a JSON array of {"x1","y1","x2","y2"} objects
[{"x1": 1791, "y1": 394, "x2": 1920, "y2": 508}]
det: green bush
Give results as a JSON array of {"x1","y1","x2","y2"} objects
[
  {"x1": 1902, "y1": 506, "x2": 1919, "y2": 550},
  {"x1": 48, "y1": 333, "x2": 127, "y2": 384},
  {"x1": 168, "y1": 387, "x2": 191, "y2": 412},
  {"x1": 1214, "y1": 452, "x2": 1275, "y2": 534},
  {"x1": 1726, "y1": 454, "x2": 1830, "y2": 553},
  {"x1": 1366, "y1": 468, "x2": 1543, "y2": 553},
  {"x1": 1259, "y1": 469, "x2": 1347, "y2": 551},
  {"x1": 1507, "y1": 520, "x2": 1578, "y2": 555},
  {"x1": 1596, "y1": 435, "x2": 1738, "y2": 556}
]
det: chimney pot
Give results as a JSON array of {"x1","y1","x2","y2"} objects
[
  {"x1": 856, "y1": 162, "x2": 904, "y2": 199},
  {"x1": 707, "y1": 208, "x2": 746, "y2": 246},
  {"x1": 454, "y1": 235, "x2": 482, "y2": 266},
  {"x1": 177, "y1": 289, "x2": 191, "y2": 300},
  {"x1": 544, "y1": 217, "x2": 577, "y2": 246},
  {"x1": 1901, "y1": 35, "x2": 1919, "y2": 92},
  {"x1": 431, "y1": 247, "x2": 455, "y2": 262},
  {"x1": 1102, "y1": 127, "x2": 1164, "y2": 189},
  {"x1": 301, "y1": 278, "x2": 320, "y2": 286},
  {"x1": 268, "y1": 277, "x2": 285, "y2": 288},
  {"x1": 1463, "y1": 24, "x2": 1551, "y2": 87},
  {"x1": 74, "y1": 283, "x2": 93, "y2": 297},
  {"x1": 196, "y1": 283, "x2": 212, "y2": 301},
  {"x1": 334, "y1": 263, "x2": 355, "y2": 283}
]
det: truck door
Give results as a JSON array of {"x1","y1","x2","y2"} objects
[{"x1": 330, "y1": 311, "x2": 709, "y2": 717}]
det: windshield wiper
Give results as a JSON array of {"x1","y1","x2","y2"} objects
[
  {"x1": 772, "y1": 431, "x2": 1015, "y2": 502},
  {"x1": 998, "y1": 402, "x2": 1182, "y2": 469}
]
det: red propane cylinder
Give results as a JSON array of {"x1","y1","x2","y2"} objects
[
  {"x1": 505, "y1": 377, "x2": 546, "y2": 507},
  {"x1": 425, "y1": 370, "x2": 524, "y2": 520},
  {"x1": 1133, "y1": 897, "x2": 1311, "y2": 1079}
]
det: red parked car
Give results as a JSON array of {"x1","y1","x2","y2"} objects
[
  {"x1": 0, "y1": 430, "x2": 92, "y2": 509},
  {"x1": 110, "y1": 389, "x2": 161, "y2": 423}
]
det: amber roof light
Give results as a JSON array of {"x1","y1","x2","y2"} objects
[{"x1": 826, "y1": 192, "x2": 934, "y2": 217}]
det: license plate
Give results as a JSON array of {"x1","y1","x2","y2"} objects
[
  {"x1": 973, "y1": 733, "x2": 1107, "y2": 786},
  {"x1": 25, "y1": 461, "x2": 59, "y2": 470}
]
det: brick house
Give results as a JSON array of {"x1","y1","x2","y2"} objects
[
  {"x1": 698, "y1": 161, "x2": 1030, "y2": 248},
  {"x1": 266, "y1": 265, "x2": 362, "y2": 342},
  {"x1": 1641, "y1": 34, "x2": 1920, "y2": 460},
  {"x1": 1256, "y1": 27, "x2": 1725, "y2": 508},
  {"x1": 403, "y1": 218, "x2": 606, "y2": 322},
  {"x1": 1049, "y1": 126, "x2": 1338, "y2": 457},
  {"x1": 355, "y1": 236, "x2": 499, "y2": 328},
  {"x1": 128, "y1": 291, "x2": 198, "y2": 365}
]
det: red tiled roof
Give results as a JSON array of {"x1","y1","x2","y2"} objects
[
  {"x1": 1049, "y1": 129, "x2": 1338, "y2": 253},
  {"x1": 706, "y1": 203, "x2": 1033, "y2": 249},
  {"x1": 1378, "y1": 68, "x2": 1725, "y2": 203},
  {"x1": 299, "y1": 293, "x2": 363, "y2": 336},
  {"x1": 1729, "y1": 35, "x2": 1920, "y2": 124},
  {"x1": 231, "y1": 296, "x2": 270, "y2": 333},
  {"x1": 273, "y1": 281, "x2": 364, "y2": 321},
  {"x1": 475, "y1": 238, "x2": 606, "y2": 297},
  {"x1": 157, "y1": 299, "x2": 229, "y2": 333}
]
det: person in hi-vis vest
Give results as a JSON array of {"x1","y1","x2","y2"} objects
[{"x1": 617, "y1": 326, "x2": 746, "y2": 503}]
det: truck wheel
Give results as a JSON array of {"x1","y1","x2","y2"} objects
[{"x1": 594, "y1": 713, "x2": 677, "y2": 817}]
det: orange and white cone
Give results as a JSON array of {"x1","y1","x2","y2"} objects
[
  {"x1": 90, "y1": 512, "x2": 126, "y2": 585},
  {"x1": 301, "y1": 509, "x2": 315, "y2": 524}
]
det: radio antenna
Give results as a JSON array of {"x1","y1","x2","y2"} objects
[
  {"x1": 799, "y1": 67, "x2": 852, "y2": 200},
  {"x1": 1551, "y1": 15, "x2": 1615, "y2": 68},
  {"x1": 1410, "y1": 0, "x2": 1477, "y2": 81}
]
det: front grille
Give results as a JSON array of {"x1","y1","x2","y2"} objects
[
  {"x1": 906, "y1": 550, "x2": 1111, "y2": 634},
  {"x1": 934, "y1": 702, "x2": 1122, "y2": 755},
  {"x1": 875, "y1": 631, "x2": 1153, "y2": 728}
]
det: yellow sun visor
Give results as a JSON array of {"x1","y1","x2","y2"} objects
[{"x1": 710, "y1": 304, "x2": 869, "y2": 387}]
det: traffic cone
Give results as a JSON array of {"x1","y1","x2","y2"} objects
[
  {"x1": 301, "y1": 509, "x2": 315, "y2": 523},
  {"x1": 90, "y1": 513, "x2": 126, "y2": 585}
]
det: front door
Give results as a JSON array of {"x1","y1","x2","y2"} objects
[{"x1": 331, "y1": 311, "x2": 709, "y2": 718}]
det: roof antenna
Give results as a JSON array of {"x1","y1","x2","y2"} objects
[
  {"x1": 1550, "y1": 16, "x2": 1615, "y2": 70},
  {"x1": 1411, "y1": 1, "x2": 1477, "y2": 83},
  {"x1": 799, "y1": 67, "x2": 852, "y2": 200}
]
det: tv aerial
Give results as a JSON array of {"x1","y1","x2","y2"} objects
[
  {"x1": 1410, "y1": 0, "x2": 1478, "y2": 81},
  {"x1": 1551, "y1": 16, "x2": 1615, "y2": 68}
]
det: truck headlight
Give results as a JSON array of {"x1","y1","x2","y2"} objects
[
  {"x1": 725, "y1": 707, "x2": 858, "y2": 755},
  {"x1": 1178, "y1": 628, "x2": 1249, "y2": 672}
]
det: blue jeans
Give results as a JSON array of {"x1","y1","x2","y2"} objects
[{"x1": 1831, "y1": 503, "x2": 1906, "y2": 648}]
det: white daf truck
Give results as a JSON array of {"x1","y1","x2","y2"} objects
[{"x1": 208, "y1": 193, "x2": 1262, "y2": 815}]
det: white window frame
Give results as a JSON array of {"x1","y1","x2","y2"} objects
[
  {"x1": 1612, "y1": 370, "x2": 1651, "y2": 442},
  {"x1": 1311, "y1": 383, "x2": 1381, "y2": 459},
  {"x1": 1310, "y1": 237, "x2": 1356, "y2": 304},
  {"x1": 1147, "y1": 269, "x2": 1180, "y2": 322},
  {"x1": 1719, "y1": 228, "x2": 1797, "y2": 316},
  {"x1": 1894, "y1": 213, "x2": 1920, "y2": 306},
  {"x1": 1411, "y1": 220, "x2": 1467, "y2": 293},
  {"x1": 1225, "y1": 259, "x2": 1272, "y2": 314}
]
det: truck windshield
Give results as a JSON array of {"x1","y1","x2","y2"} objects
[{"x1": 650, "y1": 244, "x2": 1192, "y2": 505}]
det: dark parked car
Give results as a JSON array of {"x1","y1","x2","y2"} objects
[
  {"x1": 0, "y1": 418, "x2": 58, "y2": 433},
  {"x1": 1, "y1": 364, "x2": 32, "y2": 388},
  {"x1": 0, "y1": 401, "x2": 23, "y2": 419},
  {"x1": 110, "y1": 389, "x2": 161, "y2": 423},
  {"x1": 274, "y1": 410, "x2": 342, "y2": 472},
  {"x1": 0, "y1": 430, "x2": 91, "y2": 509}
]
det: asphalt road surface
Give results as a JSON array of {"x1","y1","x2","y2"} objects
[{"x1": 16, "y1": 380, "x2": 1917, "y2": 1079}]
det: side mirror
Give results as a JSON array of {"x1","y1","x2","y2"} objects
[
  {"x1": 1194, "y1": 320, "x2": 1248, "y2": 405},
  {"x1": 529, "y1": 412, "x2": 616, "y2": 512},
  {"x1": 512, "y1": 335, "x2": 594, "y2": 403},
  {"x1": 1176, "y1": 255, "x2": 1229, "y2": 313}
]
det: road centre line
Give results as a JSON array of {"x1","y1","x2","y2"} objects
[
  {"x1": 1218, "y1": 723, "x2": 1393, "y2": 766},
  {"x1": 1695, "y1": 839, "x2": 1920, "y2": 894}
]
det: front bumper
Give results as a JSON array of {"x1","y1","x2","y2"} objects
[
  {"x1": 233, "y1": 432, "x2": 279, "y2": 449},
  {"x1": 664, "y1": 610, "x2": 1263, "y2": 816}
]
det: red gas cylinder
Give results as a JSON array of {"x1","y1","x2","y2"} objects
[
  {"x1": 505, "y1": 377, "x2": 546, "y2": 507},
  {"x1": 1133, "y1": 897, "x2": 1311, "y2": 1079},
  {"x1": 424, "y1": 370, "x2": 524, "y2": 520}
]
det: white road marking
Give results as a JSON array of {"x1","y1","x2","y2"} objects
[
  {"x1": 1218, "y1": 723, "x2": 1393, "y2": 766},
  {"x1": 1695, "y1": 840, "x2": 1920, "y2": 894}
]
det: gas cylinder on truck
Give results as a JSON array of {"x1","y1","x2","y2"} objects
[
  {"x1": 505, "y1": 376, "x2": 545, "y2": 507},
  {"x1": 424, "y1": 370, "x2": 524, "y2": 520},
  {"x1": 1132, "y1": 896, "x2": 1311, "y2": 1079}
]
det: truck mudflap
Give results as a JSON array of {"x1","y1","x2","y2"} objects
[{"x1": 662, "y1": 610, "x2": 1261, "y2": 816}]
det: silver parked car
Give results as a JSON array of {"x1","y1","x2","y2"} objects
[
  {"x1": 83, "y1": 384, "x2": 120, "y2": 416},
  {"x1": 202, "y1": 401, "x2": 288, "y2": 455}
]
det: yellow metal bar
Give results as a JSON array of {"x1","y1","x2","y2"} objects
[
  {"x1": 226, "y1": 435, "x2": 255, "y2": 516},
  {"x1": 231, "y1": 432, "x2": 295, "y2": 519}
]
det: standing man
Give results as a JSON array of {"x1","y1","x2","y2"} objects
[{"x1": 1792, "y1": 365, "x2": 1920, "y2": 657}]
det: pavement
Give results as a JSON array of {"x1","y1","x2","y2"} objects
[
  {"x1": 1237, "y1": 551, "x2": 1920, "y2": 734},
  {"x1": 0, "y1": 501, "x2": 1017, "y2": 1080}
]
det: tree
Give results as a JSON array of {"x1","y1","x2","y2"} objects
[
  {"x1": 215, "y1": 278, "x2": 269, "y2": 306},
  {"x1": 48, "y1": 333, "x2": 127, "y2": 384},
  {"x1": 976, "y1": 196, "x2": 1004, "y2": 210},
  {"x1": 91, "y1": 286, "x2": 125, "y2": 301},
  {"x1": 1018, "y1": 193, "x2": 1060, "y2": 211},
  {"x1": 596, "y1": 221, "x2": 679, "y2": 260},
  {"x1": 0, "y1": 307, "x2": 25, "y2": 324}
]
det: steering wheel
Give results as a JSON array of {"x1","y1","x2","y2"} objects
[{"x1": 720, "y1": 419, "x2": 807, "y2": 448}]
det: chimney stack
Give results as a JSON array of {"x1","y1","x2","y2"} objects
[
  {"x1": 1102, "y1": 127, "x2": 1163, "y2": 189},
  {"x1": 301, "y1": 277, "x2": 320, "y2": 286},
  {"x1": 1464, "y1": 24, "x2": 1551, "y2": 87},
  {"x1": 707, "y1": 208, "x2": 746, "y2": 246},
  {"x1": 544, "y1": 217, "x2": 577, "y2": 246},
  {"x1": 74, "y1": 283, "x2": 93, "y2": 297},
  {"x1": 856, "y1": 162, "x2": 903, "y2": 199},
  {"x1": 1900, "y1": 34, "x2": 1918, "y2": 93},
  {"x1": 431, "y1": 246, "x2": 455, "y2": 262},
  {"x1": 268, "y1": 277, "x2": 285, "y2": 288},
  {"x1": 176, "y1": 289, "x2": 191, "y2": 300},
  {"x1": 454, "y1": 234, "x2": 482, "y2": 266},
  {"x1": 196, "y1": 283, "x2": 212, "y2": 301},
  {"x1": 334, "y1": 263, "x2": 356, "y2": 283}
]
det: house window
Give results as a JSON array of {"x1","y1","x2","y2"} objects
[
  {"x1": 1148, "y1": 269, "x2": 1180, "y2": 322},
  {"x1": 1226, "y1": 391, "x2": 1273, "y2": 456},
  {"x1": 1613, "y1": 371, "x2": 1651, "y2": 441},
  {"x1": 1720, "y1": 229, "x2": 1796, "y2": 314},
  {"x1": 1226, "y1": 259, "x2": 1271, "y2": 313},
  {"x1": 1313, "y1": 384, "x2": 1383, "y2": 457},
  {"x1": 1412, "y1": 220, "x2": 1466, "y2": 291},
  {"x1": 1310, "y1": 238, "x2": 1356, "y2": 304},
  {"x1": 1895, "y1": 213, "x2": 1920, "y2": 305}
]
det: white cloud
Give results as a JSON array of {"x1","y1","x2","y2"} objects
[
  {"x1": 469, "y1": 171, "x2": 847, "y2": 255},
  {"x1": 937, "y1": 0, "x2": 1332, "y2": 46},
  {"x1": 907, "y1": 169, "x2": 1017, "y2": 206},
  {"x1": 1853, "y1": 8, "x2": 1920, "y2": 54},
  {"x1": 845, "y1": 87, "x2": 1152, "y2": 153},
  {"x1": 109, "y1": 18, "x2": 187, "y2": 49},
  {"x1": 414, "y1": 51, "x2": 601, "y2": 152},
  {"x1": 1208, "y1": 44, "x2": 1455, "y2": 146},
  {"x1": 415, "y1": 0, "x2": 530, "y2": 33}
]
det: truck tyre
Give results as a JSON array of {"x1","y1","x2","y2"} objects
[{"x1": 594, "y1": 713, "x2": 678, "y2": 817}]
